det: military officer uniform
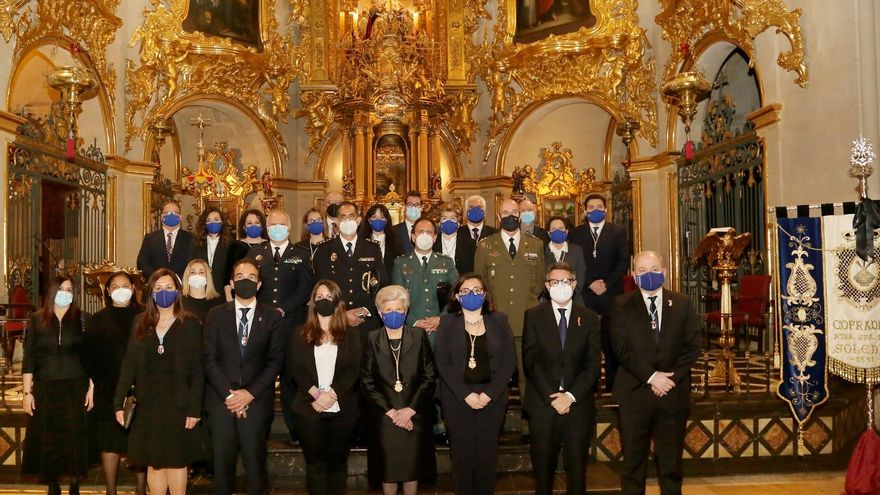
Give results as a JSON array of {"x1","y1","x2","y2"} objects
[
  {"x1": 391, "y1": 251, "x2": 459, "y2": 344},
  {"x1": 474, "y1": 231, "x2": 545, "y2": 395},
  {"x1": 312, "y1": 235, "x2": 388, "y2": 332},
  {"x1": 247, "y1": 240, "x2": 314, "y2": 443}
]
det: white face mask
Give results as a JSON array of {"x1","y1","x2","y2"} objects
[
  {"x1": 110, "y1": 288, "x2": 133, "y2": 305},
  {"x1": 549, "y1": 284, "x2": 574, "y2": 304},
  {"x1": 339, "y1": 219, "x2": 358, "y2": 237},
  {"x1": 188, "y1": 275, "x2": 208, "y2": 290},
  {"x1": 414, "y1": 233, "x2": 434, "y2": 251}
]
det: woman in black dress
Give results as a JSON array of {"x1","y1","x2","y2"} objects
[
  {"x1": 227, "y1": 208, "x2": 269, "y2": 297},
  {"x1": 180, "y1": 258, "x2": 223, "y2": 325},
  {"x1": 21, "y1": 275, "x2": 94, "y2": 495},
  {"x1": 358, "y1": 203, "x2": 404, "y2": 276},
  {"x1": 288, "y1": 280, "x2": 363, "y2": 495},
  {"x1": 190, "y1": 206, "x2": 232, "y2": 299},
  {"x1": 361, "y1": 285, "x2": 436, "y2": 495},
  {"x1": 114, "y1": 268, "x2": 207, "y2": 495},
  {"x1": 434, "y1": 273, "x2": 516, "y2": 495},
  {"x1": 84, "y1": 271, "x2": 146, "y2": 495}
]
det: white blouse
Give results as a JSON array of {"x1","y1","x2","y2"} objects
[{"x1": 314, "y1": 342, "x2": 340, "y2": 413}]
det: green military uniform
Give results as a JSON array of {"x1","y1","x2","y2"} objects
[
  {"x1": 474, "y1": 231, "x2": 545, "y2": 395},
  {"x1": 391, "y1": 251, "x2": 459, "y2": 332}
]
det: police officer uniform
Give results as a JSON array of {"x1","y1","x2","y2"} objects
[
  {"x1": 391, "y1": 251, "x2": 459, "y2": 342},
  {"x1": 247, "y1": 240, "x2": 313, "y2": 443},
  {"x1": 312, "y1": 235, "x2": 388, "y2": 332},
  {"x1": 474, "y1": 231, "x2": 545, "y2": 395}
]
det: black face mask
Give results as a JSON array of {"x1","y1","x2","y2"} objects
[
  {"x1": 326, "y1": 203, "x2": 340, "y2": 218},
  {"x1": 501, "y1": 215, "x2": 520, "y2": 232},
  {"x1": 314, "y1": 299, "x2": 336, "y2": 317},
  {"x1": 233, "y1": 279, "x2": 258, "y2": 299}
]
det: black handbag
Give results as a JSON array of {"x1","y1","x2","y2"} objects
[{"x1": 121, "y1": 387, "x2": 136, "y2": 429}]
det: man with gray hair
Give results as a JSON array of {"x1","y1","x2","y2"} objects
[
  {"x1": 458, "y1": 194, "x2": 498, "y2": 242},
  {"x1": 610, "y1": 250, "x2": 701, "y2": 495}
]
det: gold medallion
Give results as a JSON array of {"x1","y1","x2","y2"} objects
[
  {"x1": 394, "y1": 380, "x2": 403, "y2": 393},
  {"x1": 468, "y1": 357, "x2": 476, "y2": 369},
  {"x1": 330, "y1": 252, "x2": 337, "y2": 262}
]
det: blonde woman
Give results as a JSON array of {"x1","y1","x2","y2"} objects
[{"x1": 181, "y1": 258, "x2": 223, "y2": 325}]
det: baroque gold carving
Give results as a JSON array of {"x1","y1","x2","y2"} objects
[
  {"x1": 478, "y1": 0, "x2": 657, "y2": 165},
  {"x1": 515, "y1": 141, "x2": 597, "y2": 200},
  {"x1": 12, "y1": 0, "x2": 121, "y2": 119},
  {"x1": 0, "y1": 0, "x2": 26, "y2": 41},
  {"x1": 124, "y1": 0, "x2": 303, "y2": 162},
  {"x1": 445, "y1": 88, "x2": 479, "y2": 156},
  {"x1": 295, "y1": 90, "x2": 337, "y2": 161},
  {"x1": 656, "y1": 0, "x2": 808, "y2": 88}
]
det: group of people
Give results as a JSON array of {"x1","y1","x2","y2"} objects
[{"x1": 20, "y1": 189, "x2": 702, "y2": 495}]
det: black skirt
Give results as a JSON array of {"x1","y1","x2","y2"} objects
[
  {"x1": 367, "y1": 410, "x2": 436, "y2": 483},
  {"x1": 22, "y1": 377, "x2": 90, "y2": 480}
]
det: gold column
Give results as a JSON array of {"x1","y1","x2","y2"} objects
[
  {"x1": 365, "y1": 122, "x2": 375, "y2": 202},
  {"x1": 107, "y1": 175, "x2": 117, "y2": 261},
  {"x1": 416, "y1": 110, "x2": 429, "y2": 195},
  {"x1": 352, "y1": 112, "x2": 366, "y2": 201},
  {"x1": 430, "y1": 118, "x2": 442, "y2": 197}
]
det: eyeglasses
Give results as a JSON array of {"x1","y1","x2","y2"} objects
[
  {"x1": 405, "y1": 202, "x2": 422, "y2": 208},
  {"x1": 546, "y1": 278, "x2": 574, "y2": 287},
  {"x1": 457, "y1": 287, "x2": 485, "y2": 296},
  {"x1": 306, "y1": 219, "x2": 323, "y2": 224}
]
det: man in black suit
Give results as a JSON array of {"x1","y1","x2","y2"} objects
[
  {"x1": 248, "y1": 209, "x2": 313, "y2": 443},
  {"x1": 518, "y1": 197, "x2": 550, "y2": 245},
  {"x1": 433, "y1": 202, "x2": 476, "y2": 275},
  {"x1": 203, "y1": 258, "x2": 285, "y2": 495},
  {"x1": 523, "y1": 261, "x2": 601, "y2": 495},
  {"x1": 312, "y1": 201, "x2": 388, "y2": 332},
  {"x1": 610, "y1": 251, "x2": 701, "y2": 495},
  {"x1": 458, "y1": 194, "x2": 498, "y2": 242},
  {"x1": 392, "y1": 190, "x2": 424, "y2": 254},
  {"x1": 569, "y1": 193, "x2": 629, "y2": 390},
  {"x1": 136, "y1": 200, "x2": 194, "y2": 280}
]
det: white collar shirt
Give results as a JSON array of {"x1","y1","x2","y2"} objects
[
  {"x1": 549, "y1": 241, "x2": 569, "y2": 262},
  {"x1": 501, "y1": 230, "x2": 521, "y2": 252},
  {"x1": 441, "y1": 233, "x2": 457, "y2": 258},
  {"x1": 234, "y1": 298, "x2": 257, "y2": 337}
]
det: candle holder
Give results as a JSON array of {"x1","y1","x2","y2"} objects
[
  {"x1": 48, "y1": 65, "x2": 97, "y2": 141},
  {"x1": 661, "y1": 71, "x2": 711, "y2": 137}
]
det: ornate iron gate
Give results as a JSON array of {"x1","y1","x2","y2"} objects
[
  {"x1": 6, "y1": 113, "x2": 108, "y2": 312},
  {"x1": 611, "y1": 172, "x2": 640, "y2": 257},
  {"x1": 677, "y1": 96, "x2": 766, "y2": 312}
]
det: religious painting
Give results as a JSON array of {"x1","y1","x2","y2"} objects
[
  {"x1": 514, "y1": 0, "x2": 595, "y2": 44},
  {"x1": 540, "y1": 197, "x2": 578, "y2": 229},
  {"x1": 183, "y1": 0, "x2": 263, "y2": 50}
]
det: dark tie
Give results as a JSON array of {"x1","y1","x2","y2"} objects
[
  {"x1": 274, "y1": 246, "x2": 281, "y2": 264},
  {"x1": 166, "y1": 232, "x2": 173, "y2": 262},
  {"x1": 558, "y1": 308, "x2": 567, "y2": 388},
  {"x1": 591, "y1": 227, "x2": 599, "y2": 257},
  {"x1": 422, "y1": 255, "x2": 428, "y2": 271},
  {"x1": 238, "y1": 307, "x2": 250, "y2": 357},
  {"x1": 346, "y1": 242, "x2": 353, "y2": 257},
  {"x1": 508, "y1": 238, "x2": 516, "y2": 258},
  {"x1": 472, "y1": 227, "x2": 479, "y2": 241},
  {"x1": 648, "y1": 296, "x2": 659, "y2": 343}
]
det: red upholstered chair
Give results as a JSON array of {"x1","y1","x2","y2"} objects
[
  {"x1": 0, "y1": 286, "x2": 34, "y2": 372},
  {"x1": 704, "y1": 274, "x2": 771, "y2": 352}
]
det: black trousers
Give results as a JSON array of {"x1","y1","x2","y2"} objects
[
  {"x1": 294, "y1": 411, "x2": 358, "y2": 495},
  {"x1": 208, "y1": 398, "x2": 273, "y2": 495},
  {"x1": 528, "y1": 403, "x2": 593, "y2": 495},
  {"x1": 280, "y1": 327, "x2": 298, "y2": 440},
  {"x1": 618, "y1": 401, "x2": 687, "y2": 495},
  {"x1": 599, "y1": 314, "x2": 617, "y2": 392},
  {"x1": 441, "y1": 394, "x2": 507, "y2": 495}
]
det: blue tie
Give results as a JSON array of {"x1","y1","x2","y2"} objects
[
  {"x1": 238, "y1": 308, "x2": 250, "y2": 357},
  {"x1": 558, "y1": 308, "x2": 567, "y2": 388}
]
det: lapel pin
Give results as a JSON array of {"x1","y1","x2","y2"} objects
[
  {"x1": 258, "y1": 317, "x2": 263, "y2": 322},
  {"x1": 668, "y1": 299, "x2": 672, "y2": 307},
  {"x1": 577, "y1": 316, "x2": 581, "y2": 326}
]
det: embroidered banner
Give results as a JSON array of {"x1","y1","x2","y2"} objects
[
  {"x1": 774, "y1": 212, "x2": 829, "y2": 425},
  {"x1": 821, "y1": 213, "x2": 880, "y2": 383}
]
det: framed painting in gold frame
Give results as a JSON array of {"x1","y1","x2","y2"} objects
[{"x1": 183, "y1": 0, "x2": 264, "y2": 50}]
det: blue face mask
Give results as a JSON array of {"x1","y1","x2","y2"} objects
[
  {"x1": 307, "y1": 221, "x2": 325, "y2": 236},
  {"x1": 440, "y1": 219, "x2": 459, "y2": 235},
  {"x1": 162, "y1": 212, "x2": 181, "y2": 228},
  {"x1": 549, "y1": 229, "x2": 568, "y2": 244},
  {"x1": 54, "y1": 290, "x2": 73, "y2": 308},
  {"x1": 459, "y1": 292, "x2": 485, "y2": 311},
  {"x1": 520, "y1": 211, "x2": 536, "y2": 225},
  {"x1": 588, "y1": 209, "x2": 606, "y2": 224},
  {"x1": 634, "y1": 271, "x2": 665, "y2": 292},
  {"x1": 405, "y1": 206, "x2": 422, "y2": 221},
  {"x1": 381, "y1": 310, "x2": 406, "y2": 330},
  {"x1": 369, "y1": 218, "x2": 388, "y2": 232},
  {"x1": 244, "y1": 225, "x2": 263, "y2": 238},
  {"x1": 152, "y1": 289, "x2": 178, "y2": 309},
  {"x1": 467, "y1": 207, "x2": 485, "y2": 223},
  {"x1": 205, "y1": 222, "x2": 223, "y2": 234},
  {"x1": 267, "y1": 225, "x2": 289, "y2": 242}
]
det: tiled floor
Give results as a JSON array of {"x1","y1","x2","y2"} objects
[{"x1": 0, "y1": 471, "x2": 847, "y2": 494}]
